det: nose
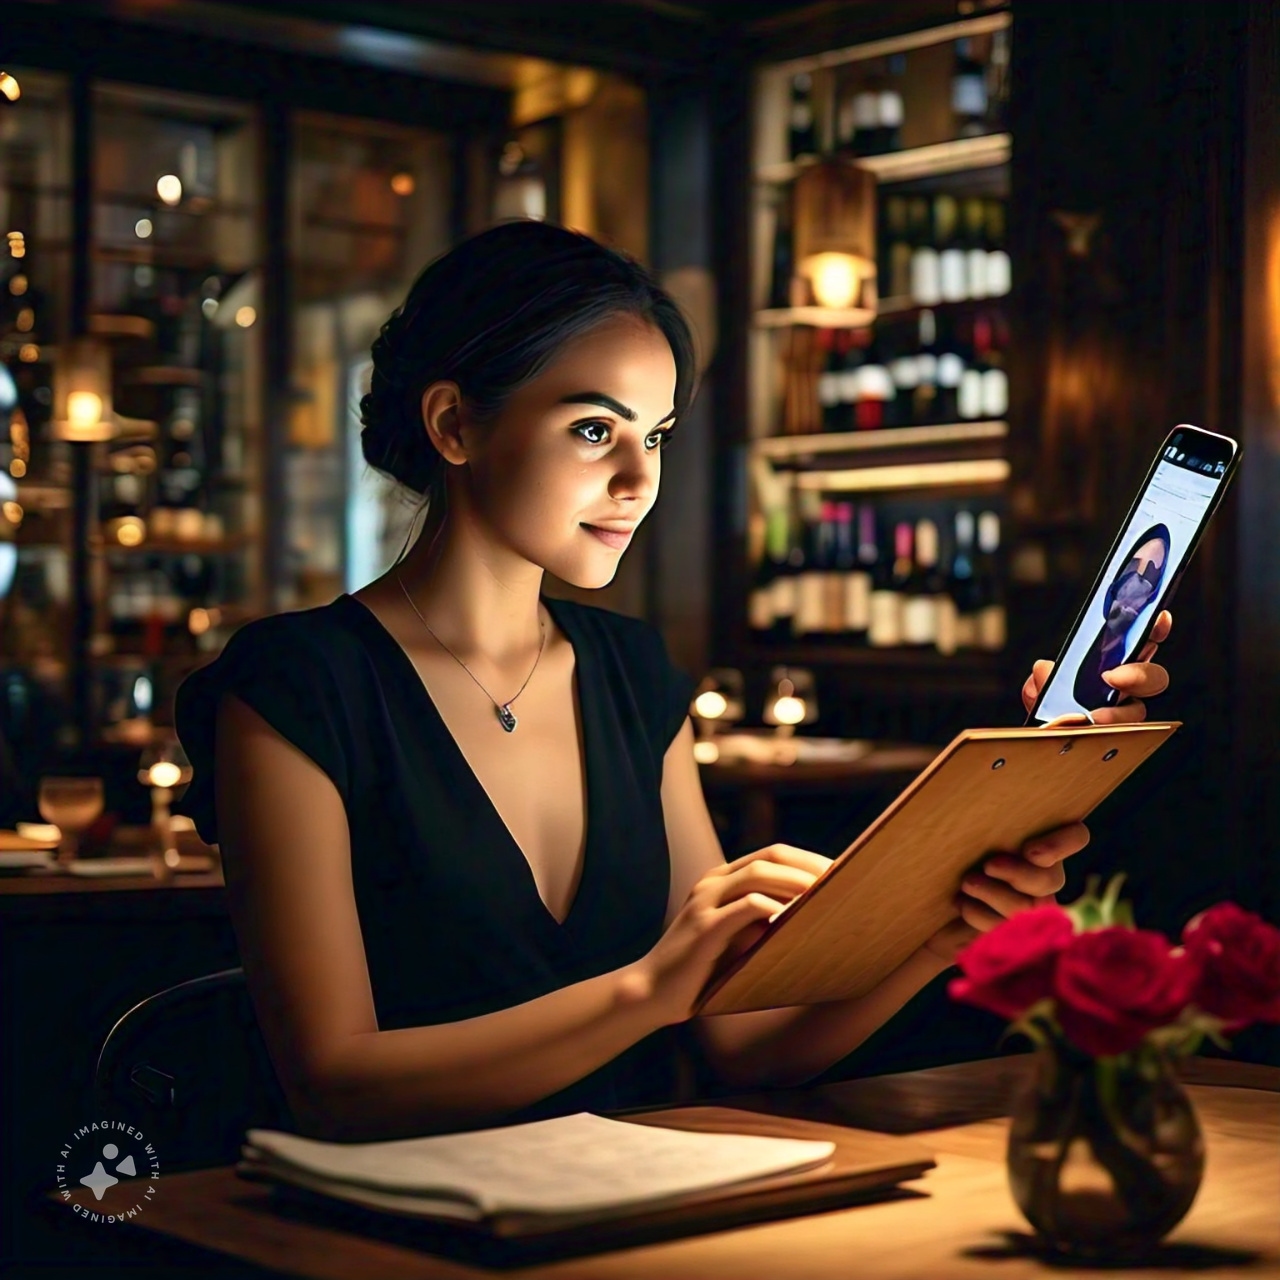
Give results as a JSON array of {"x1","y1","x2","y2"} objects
[{"x1": 606, "y1": 434, "x2": 659, "y2": 506}]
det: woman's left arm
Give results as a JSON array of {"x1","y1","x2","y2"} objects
[{"x1": 664, "y1": 610, "x2": 1175, "y2": 1089}]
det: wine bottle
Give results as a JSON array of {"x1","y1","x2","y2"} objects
[
  {"x1": 889, "y1": 346, "x2": 921, "y2": 429},
  {"x1": 883, "y1": 196, "x2": 913, "y2": 302},
  {"x1": 936, "y1": 195, "x2": 968, "y2": 303},
  {"x1": 769, "y1": 192, "x2": 796, "y2": 310},
  {"x1": 902, "y1": 518, "x2": 940, "y2": 647},
  {"x1": 817, "y1": 329, "x2": 844, "y2": 432},
  {"x1": 975, "y1": 509, "x2": 1007, "y2": 651},
  {"x1": 985, "y1": 199, "x2": 1012, "y2": 298},
  {"x1": 854, "y1": 335, "x2": 894, "y2": 431},
  {"x1": 836, "y1": 328, "x2": 865, "y2": 434},
  {"x1": 830, "y1": 501, "x2": 857, "y2": 635},
  {"x1": 912, "y1": 308, "x2": 940, "y2": 426},
  {"x1": 952, "y1": 38, "x2": 989, "y2": 139},
  {"x1": 909, "y1": 197, "x2": 941, "y2": 307},
  {"x1": 935, "y1": 317, "x2": 965, "y2": 424},
  {"x1": 981, "y1": 312, "x2": 1011, "y2": 420},
  {"x1": 851, "y1": 90, "x2": 880, "y2": 156},
  {"x1": 951, "y1": 509, "x2": 979, "y2": 649},
  {"x1": 963, "y1": 197, "x2": 990, "y2": 300},
  {"x1": 877, "y1": 86, "x2": 904, "y2": 154},
  {"x1": 794, "y1": 489, "x2": 827, "y2": 636},
  {"x1": 749, "y1": 501, "x2": 789, "y2": 638},
  {"x1": 846, "y1": 503, "x2": 875, "y2": 638},
  {"x1": 789, "y1": 73, "x2": 818, "y2": 161},
  {"x1": 934, "y1": 514, "x2": 960, "y2": 656},
  {"x1": 869, "y1": 520, "x2": 910, "y2": 648},
  {"x1": 817, "y1": 500, "x2": 844, "y2": 636},
  {"x1": 769, "y1": 477, "x2": 801, "y2": 637}
]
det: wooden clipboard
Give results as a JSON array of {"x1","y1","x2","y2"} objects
[{"x1": 698, "y1": 721, "x2": 1180, "y2": 1016}]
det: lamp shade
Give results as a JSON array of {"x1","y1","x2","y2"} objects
[
  {"x1": 51, "y1": 337, "x2": 116, "y2": 442},
  {"x1": 793, "y1": 160, "x2": 877, "y2": 308}
]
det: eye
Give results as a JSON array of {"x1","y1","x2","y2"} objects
[
  {"x1": 573, "y1": 420, "x2": 611, "y2": 445},
  {"x1": 646, "y1": 428, "x2": 675, "y2": 451}
]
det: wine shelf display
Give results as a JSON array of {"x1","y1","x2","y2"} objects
[
  {"x1": 743, "y1": 10, "x2": 1014, "y2": 685},
  {"x1": 87, "y1": 82, "x2": 265, "y2": 738}
]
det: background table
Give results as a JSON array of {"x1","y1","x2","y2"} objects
[{"x1": 41, "y1": 1057, "x2": 1280, "y2": 1279}]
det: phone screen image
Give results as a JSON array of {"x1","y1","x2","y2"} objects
[{"x1": 1033, "y1": 438, "x2": 1232, "y2": 724}]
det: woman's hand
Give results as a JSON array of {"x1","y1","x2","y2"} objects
[
  {"x1": 1022, "y1": 608, "x2": 1174, "y2": 724},
  {"x1": 630, "y1": 845, "x2": 831, "y2": 1024},
  {"x1": 923, "y1": 822, "x2": 1089, "y2": 964}
]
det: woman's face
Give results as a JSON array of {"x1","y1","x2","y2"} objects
[
  {"x1": 456, "y1": 314, "x2": 677, "y2": 590},
  {"x1": 1108, "y1": 536, "x2": 1167, "y2": 627}
]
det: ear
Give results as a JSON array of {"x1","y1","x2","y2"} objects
[{"x1": 420, "y1": 381, "x2": 470, "y2": 466}]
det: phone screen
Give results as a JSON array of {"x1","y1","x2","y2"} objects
[{"x1": 1032, "y1": 431, "x2": 1235, "y2": 724}]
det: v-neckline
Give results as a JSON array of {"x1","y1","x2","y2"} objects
[{"x1": 337, "y1": 591, "x2": 594, "y2": 933}]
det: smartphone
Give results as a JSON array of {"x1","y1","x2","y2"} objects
[{"x1": 1026, "y1": 424, "x2": 1240, "y2": 725}]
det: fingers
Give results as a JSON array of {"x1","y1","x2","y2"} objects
[
  {"x1": 1021, "y1": 659, "x2": 1055, "y2": 712},
  {"x1": 1103, "y1": 659, "x2": 1170, "y2": 700},
  {"x1": 715, "y1": 859, "x2": 821, "y2": 907},
  {"x1": 724, "y1": 844, "x2": 833, "y2": 879},
  {"x1": 1019, "y1": 822, "x2": 1090, "y2": 867},
  {"x1": 975, "y1": 857, "x2": 1067, "y2": 898},
  {"x1": 958, "y1": 894, "x2": 1014, "y2": 934},
  {"x1": 1087, "y1": 700, "x2": 1149, "y2": 725},
  {"x1": 1149, "y1": 608, "x2": 1173, "y2": 645}
]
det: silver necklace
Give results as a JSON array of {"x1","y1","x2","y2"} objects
[{"x1": 396, "y1": 571, "x2": 545, "y2": 733}]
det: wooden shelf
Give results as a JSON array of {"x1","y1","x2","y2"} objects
[
  {"x1": 753, "y1": 421, "x2": 1008, "y2": 461},
  {"x1": 122, "y1": 366, "x2": 206, "y2": 387},
  {"x1": 876, "y1": 295, "x2": 1010, "y2": 318},
  {"x1": 754, "y1": 134, "x2": 1010, "y2": 187},
  {"x1": 89, "y1": 314, "x2": 155, "y2": 340},
  {"x1": 791, "y1": 456, "x2": 1009, "y2": 494},
  {"x1": 755, "y1": 306, "x2": 876, "y2": 329},
  {"x1": 856, "y1": 134, "x2": 1011, "y2": 183},
  {"x1": 96, "y1": 535, "x2": 255, "y2": 556},
  {"x1": 739, "y1": 642, "x2": 1006, "y2": 693}
]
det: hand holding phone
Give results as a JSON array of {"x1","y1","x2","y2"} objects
[{"x1": 1026, "y1": 424, "x2": 1239, "y2": 726}]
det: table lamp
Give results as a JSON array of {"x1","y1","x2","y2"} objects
[
  {"x1": 137, "y1": 740, "x2": 193, "y2": 879},
  {"x1": 763, "y1": 666, "x2": 819, "y2": 744},
  {"x1": 690, "y1": 669, "x2": 745, "y2": 765}
]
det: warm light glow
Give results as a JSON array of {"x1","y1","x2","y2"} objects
[
  {"x1": 188, "y1": 606, "x2": 223, "y2": 636},
  {"x1": 135, "y1": 218, "x2": 153, "y2": 238},
  {"x1": 110, "y1": 516, "x2": 146, "y2": 547},
  {"x1": 806, "y1": 252, "x2": 865, "y2": 309},
  {"x1": 0, "y1": 72, "x2": 20, "y2": 102},
  {"x1": 772, "y1": 694, "x2": 807, "y2": 726},
  {"x1": 18, "y1": 344, "x2": 39, "y2": 362},
  {"x1": 9, "y1": 458, "x2": 26, "y2": 478},
  {"x1": 693, "y1": 690, "x2": 729, "y2": 720},
  {"x1": 390, "y1": 171, "x2": 415, "y2": 196},
  {"x1": 16, "y1": 307, "x2": 33, "y2": 331},
  {"x1": 67, "y1": 391, "x2": 103, "y2": 428},
  {"x1": 235, "y1": 306, "x2": 256, "y2": 327},
  {"x1": 9, "y1": 274, "x2": 28, "y2": 296},
  {"x1": 692, "y1": 739, "x2": 721, "y2": 765},
  {"x1": 147, "y1": 761, "x2": 183, "y2": 789},
  {"x1": 2, "y1": 501, "x2": 22, "y2": 525},
  {"x1": 156, "y1": 174, "x2": 183, "y2": 206}
]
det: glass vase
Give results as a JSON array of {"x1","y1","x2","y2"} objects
[{"x1": 1007, "y1": 1046, "x2": 1204, "y2": 1259}]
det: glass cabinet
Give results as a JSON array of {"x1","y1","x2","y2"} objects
[{"x1": 285, "y1": 112, "x2": 453, "y2": 608}]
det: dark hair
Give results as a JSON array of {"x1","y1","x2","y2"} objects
[
  {"x1": 359, "y1": 220, "x2": 697, "y2": 500},
  {"x1": 1103, "y1": 522, "x2": 1172, "y2": 616}
]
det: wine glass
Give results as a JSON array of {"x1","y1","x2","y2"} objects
[
  {"x1": 138, "y1": 739, "x2": 193, "y2": 876},
  {"x1": 38, "y1": 776, "x2": 105, "y2": 866}
]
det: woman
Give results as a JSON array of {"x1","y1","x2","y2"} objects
[
  {"x1": 1073, "y1": 524, "x2": 1171, "y2": 711},
  {"x1": 175, "y1": 221, "x2": 1173, "y2": 1142}
]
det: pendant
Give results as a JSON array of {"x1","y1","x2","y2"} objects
[{"x1": 496, "y1": 704, "x2": 518, "y2": 733}]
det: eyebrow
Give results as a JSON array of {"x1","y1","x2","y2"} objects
[{"x1": 558, "y1": 392, "x2": 676, "y2": 426}]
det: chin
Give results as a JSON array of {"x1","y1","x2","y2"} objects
[{"x1": 546, "y1": 553, "x2": 621, "y2": 591}]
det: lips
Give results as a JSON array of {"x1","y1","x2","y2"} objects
[{"x1": 581, "y1": 523, "x2": 634, "y2": 550}]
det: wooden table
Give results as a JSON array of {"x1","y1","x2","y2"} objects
[
  {"x1": 43, "y1": 1057, "x2": 1280, "y2": 1279},
  {"x1": 700, "y1": 743, "x2": 936, "y2": 851}
]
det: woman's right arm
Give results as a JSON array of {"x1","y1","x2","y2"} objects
[{"x1": 215, "y1": 693, "x2": 792, "y2": 1142}]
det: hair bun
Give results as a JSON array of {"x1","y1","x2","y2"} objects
[{"x1": 359, "y1": 312, "x2": 439, "y2": 496}]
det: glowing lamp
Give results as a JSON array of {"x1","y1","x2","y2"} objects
[
  {"x1": 763, "y1": 666, "x2": 819, "y2": 739},
  {"x1": 52, "y1": 338, "x2": 116, "y2": 441}
]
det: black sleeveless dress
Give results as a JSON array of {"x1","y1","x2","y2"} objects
[{"x1": 173, "y1": 593, "x2": 699, "y2": 1120}]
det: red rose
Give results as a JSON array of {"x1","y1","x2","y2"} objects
[
  {"x1": 1183, "y1": 902, "x2": 1280, "y2": 1029},
  {"x1": 948, "y1": 904, "x2": 1076, "y2": 1020},
  {"x1": 1053, "y1": 926, "x2": 1199, "y2": 1056}
]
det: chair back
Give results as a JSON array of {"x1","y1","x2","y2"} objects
[{"x1": 93, "y1": 967, "x2": 294, "y2": 1169}]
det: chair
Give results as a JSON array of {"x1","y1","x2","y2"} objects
[{"x1": 93, "y1": 966, "x2": 295, "y2": 1170}]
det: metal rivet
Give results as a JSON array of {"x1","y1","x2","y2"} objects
[
  {"x1": 1103, "y1": 749, "x2": 1119, "y2": 761},
  {"x1": 992, "y1": 758, "x2": 1005, "y2": 770},
  {"x1": 1059, "y1": 741, "x2": 1074, "y2": 754}
]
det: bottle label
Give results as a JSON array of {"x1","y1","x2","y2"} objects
[
  {"x1": 915, "y1": 353, "x2": 938, "y2": 384},
  {"x1": 771, "y1": 576, "x2": 798, "y2": 618},
  {"x1": 868, "y1": 590, "x2": 903, "y2": 648},
  {"x1": 877, "y1": 91, "x2": 904, "y2": 128},
  {"x1": 817, "y1": 372, "x2": 842, "y2": 407},
  {"x1": 844, "y1": 570, "x2": 871, "y2": 631},
  {"x1": 902, "y1": 596, "x2": 937, "y2": 645},
  {"x1": 937, "y1": 352, "x2": 965, "y2": 389},
  {"x1": 911, "y1": 248, "x2": 942, "y2": 306},
  {"x1": 966, "y1": 248, "x2": 990, "y2": 299},
  {"x1": 939, "y1": 249, "x2": 968, "y2": 302},
  {"x1": 791, "y1": 103, "x2": 813, "y2": 129},
  {"x1": 981, "y1": 368, "x2": 1010, "y2": 418},
  {"x1": 959, "y1": 368, "x2": 984, "y2": 420},
  {"x1": 749, "y1": 587, "x2": 775, "y2": 630},
  {"x1": 796, "y1": 575, "x2": 826, "y2": 633},
  {"x1": 838, "y1": 369, "x2": 862, "y2": 403},
  {"x1": 986, "y1": 250, "x2": 1012, "y2": 297},
  {"x1": 952, "y1": 74, "x2": 988, "y2": 118},
  {"x1": 934, "y1": 596, "x2": 959, "y2": 655},
  {"x1": 979, "y1": 604, "x2": 1007, "y2": 651},
  {"x1": 853, "y1": 92, "x2": 880, "y2": 129}
]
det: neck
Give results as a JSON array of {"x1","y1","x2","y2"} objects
[{"x1": 392, "y1": 490, "x2": 546, "y2": 665}]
